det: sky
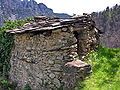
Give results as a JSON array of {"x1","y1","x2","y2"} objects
[{"x1": 35, "y1": 0, "x2": 120, "y2": 15}]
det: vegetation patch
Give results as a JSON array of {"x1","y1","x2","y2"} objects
[
  {"x1": 0, "y1": 19, "x2": 26, "y2": 89},
  {"x1": 76, "y1": 46, "x2": 120, "y2": 90},
  {"x1": 0, "y1": 19, "x2": 26, "y2": 78}
]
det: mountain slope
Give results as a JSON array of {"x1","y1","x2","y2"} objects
[
  {"x1": 0, "y1": 0, "x2": 70, "y2": 26},
  {"x1": 92, "y1": 4, "x2": 120, "y2": 48}
]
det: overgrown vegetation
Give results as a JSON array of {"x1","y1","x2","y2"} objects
[
  {"x1": 76, "y1": 46, "x2": 120, "y2": 90},
  {"x1": 0, "y1": 19, "x2": 25, "y2": 78},
  {"x1": 0, "y1": 19, "x2": 26, "y2": 90},
  {"x1": 0, "y1": 77, "x2": 17, "y2": 90},
  {"x1": 24, "y1": 84, "x2": 32, "y2": 90}
]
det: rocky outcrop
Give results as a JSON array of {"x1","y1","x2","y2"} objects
[
  {"x1": 0, "y1": 0, "x2": 70, "y2": 26},
  {"x1": 7, "y1": 15, "x2": 99, "y2": 90}
]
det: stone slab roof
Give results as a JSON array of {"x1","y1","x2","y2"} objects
[{"x1": 7, "y1": 14, "x2": 95, "y2": 34}]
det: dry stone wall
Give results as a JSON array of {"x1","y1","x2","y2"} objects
[{"x1": 8, "y1": 14, "x2": 99, "y2": 90}]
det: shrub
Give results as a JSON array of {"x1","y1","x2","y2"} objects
[
  {"x1": 0, "y1": 77, "x2": 17, "y2": 90},
  {"x1": 24, "y1": 84, "x2": 32, "y2": 90},
  {"x1": 0, "y1": 19, "x2": 25, "y2": 78}
]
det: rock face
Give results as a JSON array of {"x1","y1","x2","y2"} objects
[
  {"x1": 8, "y1": 15, "x2": 99, "y2": 90},
  {"x1": 0, "y1": 0, "x2": 70, "y2": 26}
]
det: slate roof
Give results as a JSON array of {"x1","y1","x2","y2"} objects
[{"x1": 7, "y1": 14, "x2": 95, "y2": 34}]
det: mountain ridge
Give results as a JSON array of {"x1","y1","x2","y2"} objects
[{"x1": 0, "y1": 0, "x2": 70, "y2": 26}]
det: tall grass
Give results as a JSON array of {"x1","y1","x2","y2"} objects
[{"x1": 76, "y1": 46, "x2": 120, "y2": 90}]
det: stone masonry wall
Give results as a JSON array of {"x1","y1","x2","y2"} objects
[
  {"x1": 9, "y1": 15, "x2": 99, "y2": 90},
  {"x1": 10, "y1": 30, "x2": 90, "y2": 90}
]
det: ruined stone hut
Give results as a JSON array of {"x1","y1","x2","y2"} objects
[{"x1": 7, "y1": 15, "x2": 99, "y2": 90}]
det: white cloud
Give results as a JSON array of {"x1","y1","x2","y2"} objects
[{"x1": 35, "y1": 0, "x2": 120, "y2": 15}]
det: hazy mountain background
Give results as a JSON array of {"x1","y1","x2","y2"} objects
[{"x1": 0, "y1": 0, "x2": 119, "y2": 48}]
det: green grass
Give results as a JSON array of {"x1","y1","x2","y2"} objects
[{"x1": 76, "y1": 46, "x2": 120, "y2": 90}]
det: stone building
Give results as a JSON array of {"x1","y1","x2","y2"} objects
[{"x1": 7, "y1": 15, "x2": 99, "y2": 90}]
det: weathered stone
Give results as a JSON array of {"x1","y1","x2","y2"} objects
[
  {"x1": 61, "y1": 28, "x2": 68, "y2": 32},
  {"x1": 48, "y1": 60, "x2": 54, "y2": 65},
  {"x1": 37, "y1": 73, "x2": 44, "y2": 79},
  {"x1": 9, "y1": 15, "x2": 99, "y2": 90},
  {"x1": 26, "y1": 47, "x2": 31, "y2": 50},
  {"x1": 49, "y1": 73, "x2": 55, "y2": 79},
  {"x1": 53, "y1": 78, "x2": 61, "y2": 87}
]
